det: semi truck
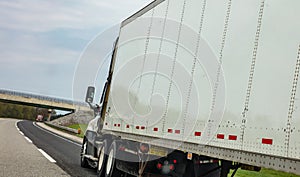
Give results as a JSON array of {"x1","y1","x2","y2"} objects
[
  {"x1": 36, "y1": 114, "x2": 44, "y2": 122},
  {"x1": 80, "y1": 0, "x2": 300, "y2": 176}
]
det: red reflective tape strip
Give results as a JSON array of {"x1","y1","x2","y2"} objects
[
  {"x1": 228, "y1": 135, "x2": 237, "y2": 141},
  {"x1": 175, "y1": 130, "x2": 180, "y2": 134},
  {"x1": 168, "y1": 129, "x2": 173, "y2": 133},
  {"x1": 262, "y1": 138, "x2": 273, "y2": 145},
  {"x1": 136, "y1": 126, "x2": 140, "y2": 129},
  {"x1": 217, "y1": 134, "x2": 225, "y2": 139},
  {"x1": 195, "y1": 132, "x2": 201, "y2": 136},
  {"x1": 141, "y1": 126, "x2": 145, "y2": 130},
  {"x1": 153, "y1": 127, "x2": 158, "y2": 131},
  {"x1": 126, "y1": 125, "x2": 130, "y2": 128},
  {"x1": 118, "y1": 124, "x2": 120, "y2": 127},
  {"x1": 114, "y1": 124, "x2": 117, "y2": 127}
]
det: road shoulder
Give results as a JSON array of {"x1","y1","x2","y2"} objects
[{"x1": 0, "y1": 118, "x2": 70, "y2": 177}]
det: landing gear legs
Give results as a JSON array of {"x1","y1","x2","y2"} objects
[{"x1": 220, "y1": 160, "x2": 231, "y2": 177}]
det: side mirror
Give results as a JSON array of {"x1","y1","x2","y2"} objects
[{"x1": 85, "y1": 86, "x2": 95, "y2": 103}]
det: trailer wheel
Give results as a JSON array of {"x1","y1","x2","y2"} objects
[
  {"x1": 97, "y1": 140, "x2": 108, "y2": 177},
  {"x1": 105, "y1": 141, "x2": 124, "y2": 177},
  {"x1": 80, "y1": 138, "x2": 89, "y2": 168}
]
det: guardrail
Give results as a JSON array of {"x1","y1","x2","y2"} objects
[{"x1": 44, "y1": 121, "x2": 81, "y2": 134}]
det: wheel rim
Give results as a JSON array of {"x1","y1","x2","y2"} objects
[
  {"x1": 98, "y1": 146, "x2": 105, "y2": 171},
  {"x1": 81, "y1": 141, "x2": 87, "y2": 161},
  {"x1": 106, "y1": 148, "x2": 114, "y2": 175}
]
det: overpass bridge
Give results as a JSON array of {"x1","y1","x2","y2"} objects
[{"x1": 0, "y1": 89, "x2": 90, "y2": 112}]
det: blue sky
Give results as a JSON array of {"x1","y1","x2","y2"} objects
[{"x1": 0, "y1": 0, "x2": 151, "y2": 100}]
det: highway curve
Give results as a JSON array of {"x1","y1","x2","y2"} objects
[{"x1": 0, "y1": 118, "x2": 97, "y2": 177}]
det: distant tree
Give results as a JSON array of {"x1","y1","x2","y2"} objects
[
  {"x1": 36, "y1": 108, "x2": 49, "y2": 117},
  {"x1": 0, "y1": 102, "x2": 62, "y2": 121},
  {"x1": 0, "y1": 102, "x2": 37, "y2": 120}
]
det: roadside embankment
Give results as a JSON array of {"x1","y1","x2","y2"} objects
[{"x1": 36, "y1": 122, "x2": 83, "y2": 144}]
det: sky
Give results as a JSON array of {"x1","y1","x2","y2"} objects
[{"x1": 0, "y1": 0, "x2": 152, "y2": 100}]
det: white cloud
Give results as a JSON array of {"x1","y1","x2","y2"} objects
[
  {"x1": 0, "y1": 0, "x2": 152, "y2": 65},
  {"x1": 0, "y1": 0, "x2": 152, "y2": 98},
  {"x1": 0, "y1": 0, "x2": 152, "y2": 32}
]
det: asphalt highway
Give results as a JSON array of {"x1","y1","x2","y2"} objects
[{"x1": 0, "y1": 118, "x2": 97, "y2": 177}]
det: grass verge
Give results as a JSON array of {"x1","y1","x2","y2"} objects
[
  {"x1": 67, "y1": 124, "x2": 87, "y2": 138},
  {"x1": 229, "y1": 168, "x2": 300, "y2": 177}
]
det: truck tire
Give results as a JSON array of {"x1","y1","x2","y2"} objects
[
  {"x1": 105, "y1": 141, "x2": 124, "y2": 177},
  {"x1": 81, "y1": 138, "x2": 89, "y2": 168},
  {"x1": 97, "y1": 140, "x2": 108, "y2": 177}
]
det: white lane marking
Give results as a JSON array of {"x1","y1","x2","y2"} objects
[
  {"x1": 24, "y1": 136, "x2": 33, "y2": 143},
  {"x1": 33, "y1": 122, "x2": 81, "y2": 147},
  {"x1": 15, "y1": 120, "x2": 25, "y2": 136},
  {"x1": 38, "y1": 149, "x2": 56, "y2": 163},
  {"x1": 15, "y1": 120, "x2": 20, "y2": 130}
]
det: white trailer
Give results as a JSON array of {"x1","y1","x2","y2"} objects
[{"x1": 81, "y1": 0, "x2": 300, "y2": 176}]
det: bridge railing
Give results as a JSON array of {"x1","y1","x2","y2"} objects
[{"x1": 0, "y1": 89, "x2": 88, "y2": 107}]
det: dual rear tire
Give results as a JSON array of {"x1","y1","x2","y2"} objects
[{"x1": 97, "y1": 140, "x2": 124, "y2": 177}]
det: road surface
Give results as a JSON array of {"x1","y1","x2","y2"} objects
[{"x1": 0, "y1": 118, "x2": 97, "y2": 177}]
